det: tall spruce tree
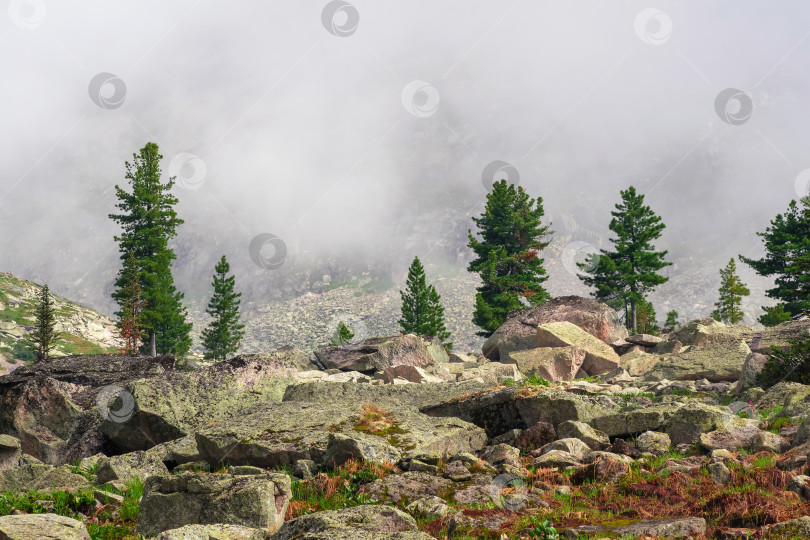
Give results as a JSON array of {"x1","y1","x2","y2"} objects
[
  {"x1": 30, "y1": 284, "x2": 57, "y2": 362},
  {"x1": 578, "y1": 186, "x2": 671, "y2": 332},
  {"x1": 740, "y1": 196, "x2": 810, "y2": 323},
  {"x1": 109, "y1": 142, "x2": 192, "y2": 357},
  {"x1": 399, "y1": 256, "x2": 452, "y2": 346},
  {"x1": 201, "y1": 255, "x2": 245, "y2": 361},
  {"x1": 711, "y1": 258, "x2": 750, "y2": 324},
  {"x1": 467, "y1": 180, "x2": 552, "y2": 336}
]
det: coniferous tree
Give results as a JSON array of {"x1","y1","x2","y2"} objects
[
  {"x1": 740, "y1": 197, "x2": 810, "y2": 324},
  {"x1": 201, "y1": 255, "x2": 245, "y2": 361},
  {"x1": 636, "y1": 299, "x2": 659, "y2": 335},
  {"x1": 760, "y1": 304, "x2": 792, "y2": 327},
  {"x1": 468, "y1": 180, "x2": 552, "y2": 336},
  {"x1": 30, "y1": 284, "x2": 57, "y2": 362},
  {"x1": 578, "y1": 186, "x2": 671, "y2": 332},
  {"x1": 399, "y1": 256, "x2": 452, "y2": 346},
  {"x1": 109, "y1": 142, "x2": 192, "y2": 357},
  {"x1": 663, "y1": 310, "x2": 680, "y2": 332},
  {"x1": 118, "y1": 251, "x2": 148, "y2": 355},
  {"x1": 711, "y1": 258, "x2": 750, "y2": 324},
  {"x1": 330, "y1": 321, "x2": 355, "y2": 346}
]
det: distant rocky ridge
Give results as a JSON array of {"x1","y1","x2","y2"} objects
[{"x1": 0, "y1": 272, "x2": 121, "y2": 375}]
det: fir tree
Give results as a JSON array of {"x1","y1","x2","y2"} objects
[
  {"x1": 636, "y1": 298, "x2": 659, "y2": 335},
  {"x1": 330, "y1": 321, "x2": 355, "y2": 346},
  {"x1": 711, "y1": 258, "x2": 750, "y2": 324},
  {"x1": 109, "y1": 142, "x2": 192, "y2": 357},
  {"x1": 30, "y1": 284, "x2": 58, "y2": 362},
  {"x1": 578, "y1": 186, "x2": 671, "y2": 332},
  {"x1": 399, "y1": 256, "x2": 452, "y2": 346},
  {"x1": 663, "y1": 310, "x2": 679, "y2": 332},
  {"x1": 760, "y1": 304, "x2": 792, "y2": 327},
  {"x1": 468, "y1": 180, "x2": 552, "y2": 336},
  {"x1": 118, "y1": 251, "x2": 148, "y2": 355},
  {"x1": 740, "y1": 197, "x2": 810, "y2": 324},
  {"x1": 201, "y1": 255, "x2": 245, "y2": 361}
]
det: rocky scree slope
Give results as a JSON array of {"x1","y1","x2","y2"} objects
[{"x1": 1, "y1": 297, "x2": 810, "y2": 538}]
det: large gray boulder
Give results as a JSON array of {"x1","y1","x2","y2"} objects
[
  {"x1": 314, "y1": 335, "x2": 447, "y2": 372},
  {"x1": 137, "y1": 472, "x2": 292, "y2": 537},
  {"x1": 481, "y1": 296, "x2": 627, "y2": 362},
  {"x1": 0, "y1": 513, "x2": 90, "y2": 540},
  {"x1": 0, "y1": 434, "x2": 21, "y2": 471},
  {"x1": 642, "y1": 336, "x2": 751, "y2": 383},
  {"x1": 735, "y1": 352, "x2": 769, "y2": 393},
  {"x1": 504, "y1": 346, "x2": 585, "y2": 381},
  {"x1": 270, "y1": 505, "x2": 435, "y2": 540},
  {"x1": 195, "y1": 401, "x2": 486, "y2": 469},
  {"x1": 96, "y1": 449, "x2": 168, "y2": 483}
]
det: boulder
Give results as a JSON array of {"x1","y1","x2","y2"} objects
[
  {"x1": 763, "y1": 516, "x2": 810, "y2": 538},
  {"x1": 195, "y1": 401, "x2": 486, "y2": 469},
  {"x1": 155, "y1": 524, "x2": 263, "y2": 540},
  {"x1": 643, "y1": 337, "x2": 751, "y2": 383},
  {"x1": 104, "y1": 353, "x2": 299, "y2": 454},
  {"x1": 0, "y1": 461, "x2": 91, "y2": 493},
  {"x1": 667, "y1": 402, "x2": 746, "y2": 446},
  {"x1": 504, "y1": 346, "x2": 585, "y2": 381},
  {"x1": 513, "y1": 422, "x2": 557, "y2": 453},
  {"x1": 535, "y1": 322, "x2": 621, "y2": 375},
  {"x1": 626, "y1": 334, "x2": 663, "y2": 347},
  {"x1": 481, "y1": 296, "x2": 627, "y2": 361},
  {"x1": 735, "y1": 353, "x2": 769, "y2": 393},
  {"x1": 668, "y1": 318, "x2": 737, "y2": 348},
  {"x1": 653, "y1": 340, "x2": 683, "y2": 354},
  {"x1": 0, "y1": 434, "x2": 21, "y2": 471},
  {"x1": 635, "y1": 430, "x2": 671, "y2": 455},
  {"x1": 562, "y1": 517, "x2": 706, "y2": 539},
  {"x1": 619, "y1": 350, "x2": 662, "y2": 377},
  {"x1": 571, "y1": 454, "x2": 629, "y2": 483},
  {"x1": 270, "y1": 505, "x2": 435, "y2": 540},
  {"x1": 707, "y1": 461, "x2": 731, "y2": 484},
  {"x1": 556, "y1": 421, "x2": 609, "y2": 450},
  {"x1": 375, "y1": 365, "x2": 442, "y2": 384},
  {"x1": 592, "y1": 403, "x2": 683, "y2": 437},
  {"x1": 323, "y1": 432, "x2": 402, "y2": 467},
  {"x1": 314, "y1": 335, "x2": 446, "y2": 372},
  {"x1": 365, "y1": 471, "x2": 453, "y2": 503},
  {"x1": 533, "y1": 449, "x2": 583, "y2": 470},
  {"x1": 745, "y1": 320, "x2": 810, "y2": 354},
  {"x1": 96, "y1": 450, "x2": 168, "y2": 484},
  {"x1": 137, "y1": 472, "x2": 292, "y2": 537},
  {"x1": 0, "y1": 513, "x2": 90, "y2": 540},
  {"x1": 537, "y1": 438, "x2": 593, "y2": 461}
]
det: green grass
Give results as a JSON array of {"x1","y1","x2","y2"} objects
[
  {"x1": 753, "y1": 454, "x2": 776, "y2": 469},
  {"x1": 522, "y1": 374, "x2": 550, "y2": 387}
]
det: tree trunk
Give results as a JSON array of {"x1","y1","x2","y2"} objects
[
  {"x1": 149, "y1": 332, "x2": 157, "y2": 357},
  {"x1": 631, "y1": 301, "x2": 637, "y2": 334}
]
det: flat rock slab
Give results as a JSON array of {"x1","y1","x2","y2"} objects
[
  {"x1": 137, "y1": 471, "x2": 292, "y2": 538},
  {"x1": 195, "y1": 401, "x2": 486, "y2": 469},
  {"x1": 0, "y1": 513, "x2": 90, "y2": 540},
  {"x1": 270, "y1": 504, "x2": 435, "y2": 540},
  {"x1": 505, "y1": 346, "x2": 585, "y2": 381},
  {"x1": 155, "y1": 523, "x2": 264, "y2": 540},
  {"x1": 561, "y1": 517, "x2": 706, "y2": 539},
  {"x1": 643, "y1": 337, "x2": 751, "y2": 383}
]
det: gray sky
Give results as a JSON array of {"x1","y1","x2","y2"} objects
[{"x1": 1, "y1": 1, "x2": 808, "y2": 319}]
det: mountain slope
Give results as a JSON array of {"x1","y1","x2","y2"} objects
[{"x1": 0, "y1": 272, "x2": 121, "y2": 374}]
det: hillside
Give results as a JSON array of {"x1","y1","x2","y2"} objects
[{"x1": 0, "y1": 272, "x2": 121, "y2": 374}]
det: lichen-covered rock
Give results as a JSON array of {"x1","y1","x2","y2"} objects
[
  {"x1": 735, "y1": 352, "x2": 769, "y2": 393},
  {"x1": 667, "y1": 402, "x2": 746, "y2": 446},
  {"x1": 533, "y1": 449, "x2": 583, "y2": 470},
  {"x1": 707, "y1": 461, "x2": 731, "y2": 484},
  {"x1": 0, "y1": 434, "x2": 21, "y2": 471},
  {"x1": 699, "y1": 424, "x2": 761, "y2": 452},
  {"x1": 155, "y1": 523, "x2": 264, "y2": 540},
  {"x1": 270, "y1": 505, "x2": 435, "y2": 540},
  {"x1": 643, "y1": 337, "x2": 751, "y2": 383},
  {"x1": 556, "y1": 421, "x2": 609, "y2": 450},
  {"x1": 196, "y1": 401, "x2": 486, "y2": 469},
  {"x1": 323, "y1": 432, "x2": 402, "y2": 467},
  {"x1": 505, "y1": 346, "x2": 585, "y2": 381},
  {"x1": 137, "y1": 472, "x2": 291, "y2": 537},
  {"x1": 763, "y1": 516, "x2": 810, "y2": 538},
  {"x1": 514, "y1": 422, "x2": 557, "y2": 453},
  {"x1": 635, "y1": 430, "x2": 671, "y2": 455},
  {"x1": 314, "y1": 335, "x2": 446, "y2": 372},
  {"x1": 562, "y1": 517, "x2": 706, "y2": 539},
  {"x1": 96, "y1": 450, "x2": 168, "y2": 484},
  {"x1": 626, "y1": 334, "x2": 663, "y2": 347},
  {"x1": 619, "y1": 350, "x2": 661, "y2": 377},
  {"x1": 365, "y1": 471, "x2": 452, "y2": 504},
  {"x1": 535, "y1": 322, "x2": 620, "y2": 376},
  {"x1": 592, "y1": 403, "x2": 683, "y2": 437},
  {"x1": 0, "y1": 462, "x2": 91, "y2": 493},
  {"x1": 0, "y1": 513, "x2": 90, "y2": 540}
]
